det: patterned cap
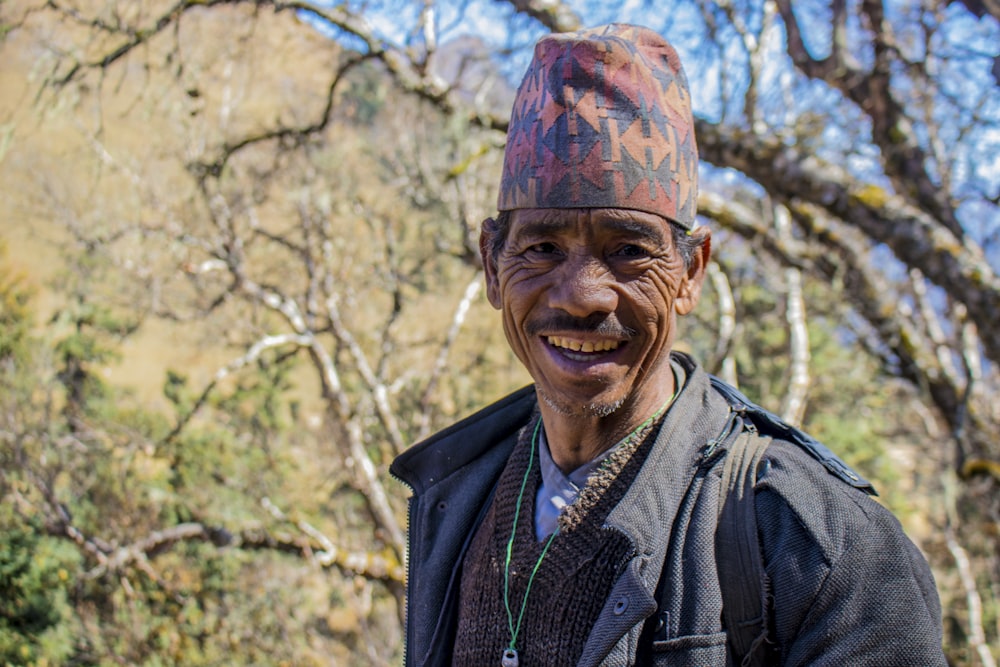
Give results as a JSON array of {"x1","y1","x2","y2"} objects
[{"x1": 498, "y1": 24, "x2": 698, "y2": 229}]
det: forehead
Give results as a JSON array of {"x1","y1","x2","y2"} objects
[{"x1": 508, "y1": 208, "x2": 670, "y2": 243}]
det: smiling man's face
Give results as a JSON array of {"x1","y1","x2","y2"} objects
[{"x1": 483, "y1": 207, "x2": 709, "y2": 419}]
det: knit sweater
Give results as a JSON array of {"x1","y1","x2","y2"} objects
[{"x1": 453, "y1": 411, "x2": 661, "y2": 666}]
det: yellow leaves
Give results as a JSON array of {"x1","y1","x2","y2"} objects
[
  {"x1": 378, "y1": 545, "x2": 406, "y2": 583},
  {"x1": 850, "y1": 184, "x2": 891, "y2": 209},
  {"x1": 446, "y1": 142, "x2": 492, "y2": 180},
  {"x1": 328, "y1": 544, "x2": 405, "y2": 582},
  {"x1": 960, "y1": 458, "x2": 1000, "y2": 482}
]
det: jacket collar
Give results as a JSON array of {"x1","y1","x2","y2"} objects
[{"x1": 390, "y1": 385, "x2": 537, "y2": 494}]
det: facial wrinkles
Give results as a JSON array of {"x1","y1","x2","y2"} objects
[
  {"x1": 499, "y1": 231, "x2": 616, "y2": 364},
  {"x1": 500, "y1": 211, "x2": 678, "y2": 294},
  {"x1": 495, "y1": 208, "x2": 689, "y2": 416},
  {"x1": 622, "y1": 260, "x2": 683, "y2": 380},
  {"x1": 635, "y1": 254, "x2": 685, "y2": 325}
]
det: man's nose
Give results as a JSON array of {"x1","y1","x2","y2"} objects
[{"x1": 547, "y1": 254, "x2": 618, "y2": 317}]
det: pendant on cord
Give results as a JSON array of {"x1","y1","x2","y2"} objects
[{"x1": 501, "y1": 648, "x2": 519, "y2": 667}]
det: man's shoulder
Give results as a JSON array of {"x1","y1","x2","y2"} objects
[
  {"x1": 705, "y1": 375, "x2": 890, "y2": 562},
  {"x1": 389, "y1": 386, "x2": 536, "y2": 492},
  {"x1": 750, "y1": 437, "x2": 943, "y2": 661},
  {"x1": 752, "y1": 437, "x2": 907, "y2": 568}
]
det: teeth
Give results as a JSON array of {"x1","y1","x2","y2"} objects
[{"x1": 546, "y1": 336, "x2": 620, "y2": 353}]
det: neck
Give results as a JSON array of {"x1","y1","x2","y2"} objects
[{"x1": 540, "y1": 378, "x2": 676, "y2": 472}]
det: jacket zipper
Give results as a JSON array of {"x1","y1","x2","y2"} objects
[
  {"x1": 391, "y1": 471, "x2": 415, "y2": 666},
  {"x1": 704, "y1": 408, "x2": 743, "y2": 459}
]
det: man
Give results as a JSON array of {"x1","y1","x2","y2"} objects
[{"x1": 391, "y1": 24, "x2": 945, "y2": 667}]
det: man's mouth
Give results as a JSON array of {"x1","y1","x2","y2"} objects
[{"x1": 546, "y1": 336, "x2": 622, "y2": 358}]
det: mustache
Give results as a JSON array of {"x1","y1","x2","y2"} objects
[{"x1": 525, "y1": 313, "x2": 637, "y2": 339}]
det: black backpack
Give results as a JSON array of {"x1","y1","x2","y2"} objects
[{"x1": 710, "y1": 378, "x2": 876, "y2": 666}]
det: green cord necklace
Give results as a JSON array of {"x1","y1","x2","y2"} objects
[
  {"x1": 500, "y1": 397, "x2": 675, "y2": 667},
  {"x1": 502, "y1": 418, "x2": 556, "y2": 667}
]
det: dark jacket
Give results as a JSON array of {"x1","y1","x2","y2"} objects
[{"x1": 390, "y1": 354, "x2": 945, "y2": 666}]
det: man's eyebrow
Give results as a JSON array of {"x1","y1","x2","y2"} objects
[
  {"x1": 512, "y1": 214, "x2": 668, "y2": 244},
  {"x1": 599, "y1": 217, "x2": 667, "y2": 244},
  {"x1": 514, "y1": 217, "x2": 574, "y2": 237}
]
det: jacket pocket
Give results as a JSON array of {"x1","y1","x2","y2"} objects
[{"x1": 648, "y1": 631, "x2": 728, "y2": 666}]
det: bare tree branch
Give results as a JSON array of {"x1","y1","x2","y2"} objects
[
  {"x1": 233, "y1": 275, "x2": 406, "y2": 553},
  {"x1": 261, "y1": 497, "x2": 405, "y2": 581},
  {"x1": 705, "y1": 261, "x2": 738, "y2": 387},
  {"x1": 700, "y1": 188, "x2": 985, "y2": 453},
  {"x1": 910, "y1": 268, "x2": 964, "y2": 389},
  {"x1": 46, "y1": 0, "x2": 235, "y2": 87},
  {"x1": 776, "y1": 205, "x2": 810, "y2": 425},
  {"x1": 944, "y1": 490, "x2": 999, "y2": 667},
  {"x1": 502, "y1": 0, "x2": 582, "y2": 33},
  {"x1": 163, "y1": 333, "x2": 309, "y2": 444},
  {"x1": 696, "y1": 120, "x2": 1000, "y2": 367},
  {"x1": 21, "y1": 466, "x2": 404, "y2": 586},
  {"x1": 416, "y1": 272, "x2": 483, "y2": 442},
  {"x1": 191, "y1": 51, "x2": 370, "y2": 178},
  {"x1": 774, "y1": 0, "x2": 963, "y2": 237},
  {"x1": 699, "y1": 190, "x2": 812, "y2": 269},
  {"x1": 71, "y1": 517, "x2": 405, "y2": 584}
]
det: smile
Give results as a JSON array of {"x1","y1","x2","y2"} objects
[{"x1": 546, "y1": 336, "x2": 622, "y2": 356}]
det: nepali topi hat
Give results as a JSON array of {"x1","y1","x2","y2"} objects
[{"x1": 498, "y1": 24, "x2": 698, "y2": 230}]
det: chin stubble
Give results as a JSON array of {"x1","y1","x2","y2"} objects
[{"x1": 537, "y1": 387, "x2": 624, "y2": 418}]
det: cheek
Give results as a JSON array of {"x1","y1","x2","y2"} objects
[
  {"x1": 496, "y1": 263, "x2": 543, "y2": 315},
  {"x1": 496, "y1": 270, "x2": 540, "y2": 344},
  {"x1": 630, "y1": 263, "x2": 684, "y2": 324}
]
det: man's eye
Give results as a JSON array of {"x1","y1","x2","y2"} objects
[
  {"x1": 615, "y1": 244, "x2": 648, "y2": 258},
  {"x1": 528, "y1": 242, "x2": 559, "y2": 254}
]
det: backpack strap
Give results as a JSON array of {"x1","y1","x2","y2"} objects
[
  {"x1": 709, "y1": 376, "x2": 877, "y2": 496},
  {"x1": 716, "y1": 427, "x2": 773, "y2": 667},
  {"x1": 710, "y1": 375, "x2": 876, "y2": 666},
  {"x1": 642, "y1": 375, "x2": 874, "y2": 664}
]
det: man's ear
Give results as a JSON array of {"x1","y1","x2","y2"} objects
[
  {"x1": 675, "y1": 226, "x2": 711, "y2": 316},
  {"x1": 480, "y1": 218, "x2": 502, "y2": 310}
]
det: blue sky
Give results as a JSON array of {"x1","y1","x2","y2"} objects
[{"x1": 303, "y1": 0, "x2": 998, "y2": 257}]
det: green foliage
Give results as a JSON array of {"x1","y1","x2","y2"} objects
[
  {"x1": 212, "y1": 353, "x2": 295, "y2": 438},
  {"x1": 799, "y1": 323, "x2": 907, "y2": 503},
  {"x1": 50, "y1": 299, "x2": 140, "y2": 427},
  {"x1": 0, "y1": 247, "x2": 78, "y2": 667},
  {"x1": 730, "y1": 280, "x2": 789, "y2": 404},
  {"x1": 159, "y1": 359, "x2": 295, "y2": 519},
  {"x1": 0, "y1": 509, "x2": 78, "y2": 667}
]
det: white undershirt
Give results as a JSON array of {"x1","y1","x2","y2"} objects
[
  {"x1": 533, "y1": 427, "x2": 621, "y2": 540},
  {"x1": 532, "y1": 363, "x2": 683, "y2": 541}
]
